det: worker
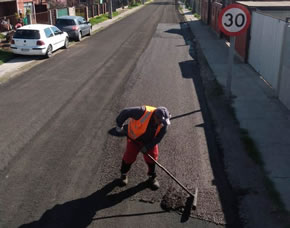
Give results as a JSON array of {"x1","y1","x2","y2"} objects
[{"x1": 115, "y1": 105, "x2": 171, "y2": 190}]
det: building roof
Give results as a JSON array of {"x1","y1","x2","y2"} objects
[
  {"x1": 258, "y1": 10, "x2": 290, "y2": 20},
  {"x1": 237, "y1": 1, "x2": 290, "y2": 7}
]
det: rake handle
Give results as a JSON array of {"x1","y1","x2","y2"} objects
[
  {"x1": 146, "y1": 153, "x2": 194, "y2": 197},
  {"x1": 124, "y1": 131, "x2": 197, "y2": 206}
]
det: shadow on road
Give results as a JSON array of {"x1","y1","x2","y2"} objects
[
  {"x1": 19, "y1": 180, "x2": 150, "y2": 228},
  {"x1": 165, "y1": 28, "x2": 183, "y2": 36},
  {"x1": 179, "y1": 60, "x2": 199, "y2": 79},
  {"x1": 173, "y1": 22, "x2": 242, "y2": 227},
  {"x1": 93, "y1": 210, "x2": 166, "y2": 221},
  {"x1": 170, "y1": 110, "x2": 201, "y2": 121}
]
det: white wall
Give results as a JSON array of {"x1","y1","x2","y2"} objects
[
  {"x1": 68, "y1": 7, "x2": 76, "y2": 16},
  {"x1": 278, "y1": 24, "x2": 290, "y2": 110},
  {"x1": 248, "y1": 11, "x2": 285, "y2": 90}
]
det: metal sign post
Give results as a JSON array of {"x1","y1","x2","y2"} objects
[
  {"x1": 226, "y1": 36, "x2": 236, "y2": 98},
  {"x1": 218, "y1": 4, "x2": 251, "y2": 98},
  {"x1": 108, "y1": 0, "x2": 113, "y2": 19}
]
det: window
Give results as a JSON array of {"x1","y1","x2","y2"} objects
[
  {"x1": 77, "y1": 17, "x2": 86, "y2": 25},
  {"x1": 24, "y1": 2, "x2": 34, "y2": 15},
  {"x1": 13, "y1": 30, "x2": 40, "y2": 39},
  {"x1": 44, "y1": 28, "x2": 54, "y2": 38},
  {"x1": 56, "y1": 19, "x2": 76, "y2": 26},
  {"x1": 50, "y1": 26, "x2": 62, "y2": 35}
]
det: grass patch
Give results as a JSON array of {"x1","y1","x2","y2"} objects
[
  {"x1": 0, "y1": 50, "x2": 14, "y2": 65},
  {"x1": 89, "y1": 11, "x2": 119, "y2": 26},
  {"x1": 89, "y1": 15, "x2": 108, "y2": 25},
  {"x1": 112, "y1": 11, "x2": 119, "y2": 17},
  {"x1": 128, "y1": 2, "x2": 142, "y2": 8},
  {"x1": 0, "y1": 33, "x2": 6, "y2": 40},
  {"x1": 194, "y1": 13, "x2": 201, "y2": 19}
]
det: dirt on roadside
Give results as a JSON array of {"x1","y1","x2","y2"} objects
[{"x1": 193, "y1": 33, "x2": 290, "y2": 228}]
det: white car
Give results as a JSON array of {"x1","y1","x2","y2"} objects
[{"x1": 11, "y1": 24, "x2": 69, "y2": 58}]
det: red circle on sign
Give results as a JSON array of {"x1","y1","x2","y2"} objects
[{"x1": 218, "y1": 4, "x2": 251, "y2": 36}]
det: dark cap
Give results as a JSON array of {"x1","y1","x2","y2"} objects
[{"x1": 154, "y1": 107, "x2": 171, "y2": 126}]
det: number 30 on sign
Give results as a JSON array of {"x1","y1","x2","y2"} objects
[{"x1": 218, "y1": 4, "x2": 251, "y2": 36}]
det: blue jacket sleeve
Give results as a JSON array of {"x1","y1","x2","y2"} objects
[{"x1": 116, "y1": 106, "x2": 145, "y2": 127}]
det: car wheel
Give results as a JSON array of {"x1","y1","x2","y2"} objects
[
  {"x1": 77, "y1": 32, "x2": 82, "y2": 41},
  {"x1": 46, "y1": 45, "x2": 53, "y2": 58},
  {"x1": 63, "y1": 38, "x2": 69, "y2": 49},
  {"x1": 88, "y1": 27, "x2": 92, "y2": 36}
]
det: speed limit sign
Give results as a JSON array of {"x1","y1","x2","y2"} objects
[{"x1": 218, "y1": 4, "x2": 251, "y2": 36}]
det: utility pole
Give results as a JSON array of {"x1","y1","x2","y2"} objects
[{"x1": 108, "y1": 0, "x2": 113, "y2": 19}]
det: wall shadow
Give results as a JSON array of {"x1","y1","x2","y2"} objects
[
  {"x1": 19, "y1": 180, "x2": 150, "y2": 228},
  {"x1": 179, "y1": 60, "x2": 199, "y2": 79}
]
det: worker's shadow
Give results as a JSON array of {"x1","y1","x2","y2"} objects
[{"x1": 19, "y1": 179, "x2": 149, "y2": 228}]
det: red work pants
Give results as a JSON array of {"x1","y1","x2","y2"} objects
[
  {"x1": 123, "y1": 138, "x2": 159, "y2": 164},
  {"x1": 122, "y1": 138, "x2": 158, "y2": 176}
]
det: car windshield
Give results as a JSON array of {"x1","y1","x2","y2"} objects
[
  {"x1": 56, "y1": 19, "x2": 76, "y2": 26},
  {"x1": 13, "y1": 30, "x2": 40, "y2": 39}
]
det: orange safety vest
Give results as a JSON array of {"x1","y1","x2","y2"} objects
[{"x1": 128, "y1": 105, "x2": 162, "y2": 140}]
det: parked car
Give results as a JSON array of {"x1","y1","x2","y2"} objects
[
  {"x1": 10, "y1": 24, "x2": 69, "y2": 58},
  {"x1": 55, "y1": 16, "x2": 92, "y2": 41}
]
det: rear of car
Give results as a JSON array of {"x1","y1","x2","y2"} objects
[
  {"x1": 56, "y1": 18, "x2": 79, "y2": 40},
  {"x1": 10, "y1": 28, "x2": 48, "y2": 56},
  {"x1": 10, "y1": 24, "x2": 69, "y2": 57},
  {"x1": 56, "y1": 16, "x2": 92, "y2": 41}
]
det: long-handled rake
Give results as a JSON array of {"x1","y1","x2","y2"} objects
[
  {"x1": 125, "y1": 132, "x2": 198, "y2": 217},
  {"x1": 109, "y1": 127, "x2": 198, "y2": 221}
]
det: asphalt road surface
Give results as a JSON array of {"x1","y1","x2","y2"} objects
[{"x1": 0, "y1": 0, "x2": 241, "y2": 227}]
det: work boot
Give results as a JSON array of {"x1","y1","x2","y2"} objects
[
  {"x1": 148, "y1": 176, "x2": 160, "y2": 190},
  {"x1": 119, "y1": 174, "x2": 128, "y2": 187}
]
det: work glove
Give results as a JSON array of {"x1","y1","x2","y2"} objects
[
  {"x1": 115, "y1": 126, "x2": 124, "y2": 134},
  {"x1": 140, "y1": 146, "x2": 148, "y2": 154}
]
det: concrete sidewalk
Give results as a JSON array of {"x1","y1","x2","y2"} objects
[
  {"x1": 183, "y1": 8, "x2": 290, "y2": 211},
  {"x1": 0, "y1": 4, "x2": 146, "y2": 84}
]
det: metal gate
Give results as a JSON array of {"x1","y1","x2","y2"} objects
[
  {"x1": 248, "y1": 11, "x2": 285, "y2": 90},
  {"x1": 57, "y1": 8, "x2": 68, "y2": 18},
  {"x1": 75, "y1": 7, "x2": 86, "y2": 18}
]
